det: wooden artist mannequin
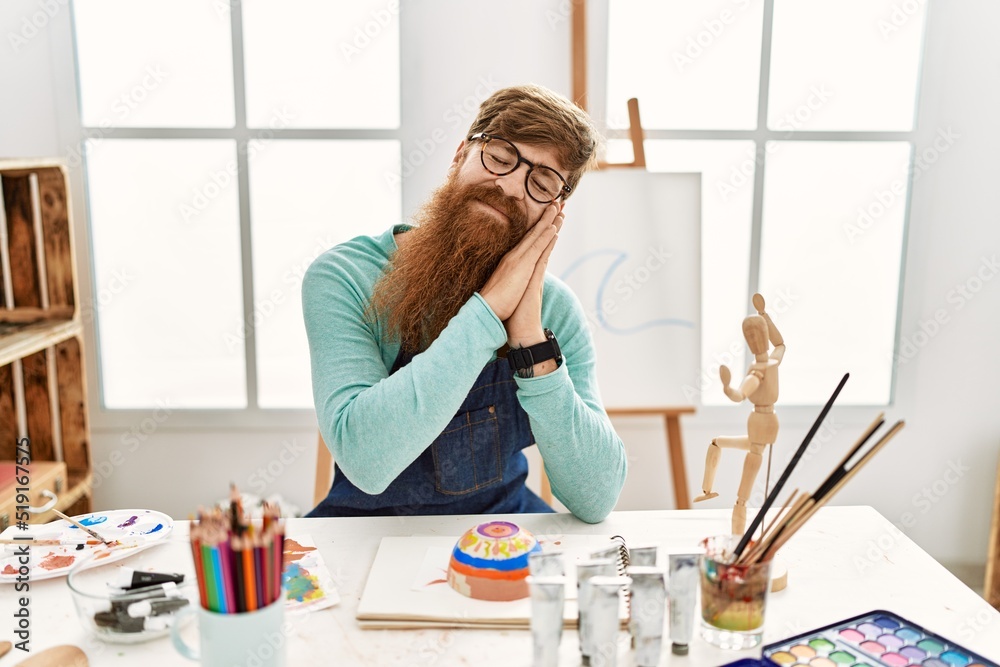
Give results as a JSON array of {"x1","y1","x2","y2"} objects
[{"x1": 694, "y1": 293, "x2": 786, "y2": 535}]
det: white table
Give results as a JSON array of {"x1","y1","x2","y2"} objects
[{"x1": 3, "y1": 507, "x2": 999, "y2": 666}]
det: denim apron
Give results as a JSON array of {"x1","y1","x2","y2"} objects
[{"x1": 307, "y1": 347, "x2": 554, "y2": 517}]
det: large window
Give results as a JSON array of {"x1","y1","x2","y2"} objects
[
  {"x1": 74, "y1": 0, "x2": 928, "y2": 417},
  {"x1": 602, "y1": 0, "x2": 927, "y2": 405},
  {"x1": 74, "y1": 0, "x2": 401, "y2": 410}
]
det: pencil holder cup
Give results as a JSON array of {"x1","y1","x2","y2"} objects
[
  {"x1": 67, "y1": 557, "x2": 198, "y2": 644},
  {"x1": 698, "y1": 535, "x2": 772, "y2": 650},
  {"x1": 171, "y1": 598, "x2": 286, "y2": 667}
]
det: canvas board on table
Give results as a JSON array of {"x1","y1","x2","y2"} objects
[{"x1": 356, "y1": 534, "x2": 630, "y2": 629}]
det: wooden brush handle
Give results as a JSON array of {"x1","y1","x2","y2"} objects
[{"x1": 762, "y1": 421, "x2": 905, "y2": 559}]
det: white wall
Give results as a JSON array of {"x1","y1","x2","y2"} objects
[{"x1": 1, "y1": 1, "x2": 997, "y2": 578}]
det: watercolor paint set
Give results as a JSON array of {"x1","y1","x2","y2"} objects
[{"x1": 723, "y1": 611, "x2": 998, "y2": 667}]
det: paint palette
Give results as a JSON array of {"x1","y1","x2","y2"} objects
[
  {"x1": 0, "y1": 509, "x2": 173, "y2": 583},
  {"x1": 762, "y1": 611, "x2": 998, "y2": 667}
]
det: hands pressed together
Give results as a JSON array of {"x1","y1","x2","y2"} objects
[{"x1": 479, "y1": 203, "x2": 565, "y2": 350}]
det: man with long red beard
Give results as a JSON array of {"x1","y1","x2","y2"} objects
[{"x1": 304, "y1": 85, "x2": 626, "y2": 523}]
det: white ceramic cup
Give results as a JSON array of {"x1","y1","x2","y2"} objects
[{"x1": 171, "y1": 599, "x2": 286, "y2": 667}]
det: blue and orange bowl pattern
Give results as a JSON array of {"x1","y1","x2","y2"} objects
[{"x1": 447, "y1": 521, "x2": 543, "y2": 601}]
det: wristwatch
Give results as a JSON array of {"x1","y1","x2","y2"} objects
[{"x1": 508, "y1": 329, "x2": 563, "y2": 378}]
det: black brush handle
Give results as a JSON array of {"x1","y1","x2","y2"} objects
[
  {"x1": 813, "y1": 418, "x2": 884, "y2": 500},
  {"x1": 732, "y1": 373, "x2": 850, "y2": 558}
]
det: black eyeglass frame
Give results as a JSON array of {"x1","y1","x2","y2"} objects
[{"x1": 468, "y1": 132, "x2": 572, "y2": 203}]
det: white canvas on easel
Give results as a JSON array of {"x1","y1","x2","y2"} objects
[{"x1": 549, "y1": 170, "x2": 702, "y2": 408}]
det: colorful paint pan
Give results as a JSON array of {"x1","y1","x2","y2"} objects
[{"x1": 759, "y1": 611, "x2": 999, "y2": 667}]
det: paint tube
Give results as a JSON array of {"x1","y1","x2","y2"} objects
[
  {"x1": 94, "y1": 610, "x2": 174, "y2": 633},
  {"x1": 587, "y1": 575, "x2": 630, "y2": 667},
  {"x1": 107, "y1": 581, "x2": 183, "y2": 604},
  {"x1": 668, "y1": 554, "x2": 699, "y2": 655},
  {"x1": 115, "y1": 566, "x2": 185, "y2": 590},
  {"x1": 589, "y1": 545, "x2": 621, "y2": 562},
  {"x1": 527, "y1": 575, "x2": 565, "y2": 667},
  {"x1": 528, "y1": 550, "x2": 565, "y2": 577},
  {"x1": 629, "y1": 545, "x2": 658, "y2": 567},
  {"x1": 577, "y1": 558, "x2": 616, "y2": 664},
  {"x1": 126, "y1": 597, "x2": 190, "y2": 618},
  {"x1": 626, "y1": 566, "x2": 666, "y2": 667},
  {"x1": 94, "y1": 584, "x2": 190, "y2": 633}
]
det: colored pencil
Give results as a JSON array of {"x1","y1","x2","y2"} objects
[
  {"x1": 255, "y1": 540, "x2": 267, "y2": 606},
  {"x1": 231, "y1": 535, "x2": 245, "y2": 613},
  {"x1": 188, "y1": 486, "x2": 284, "y2": 614},
  {"x1": 220, "y1": 537, "x2": 236, "y2": 613},
  {"x1": 211, "y1": 544, "x2": 228, "y2": 613},
  {"x1": 274, "y1": 528, "x2": 285, "y2": 604},
  {"x1": 191, "y1": 535, "x2": 209, "y2": 610},
  {"x1": 265, "y1": 536, "x2": 274, "y2": 607},
  {"x1": 201, "y1": 542, "x2": 219, "y2": 612},
  {"x1": 243, "y1": 536, "x2": 257, "y2": 611}
]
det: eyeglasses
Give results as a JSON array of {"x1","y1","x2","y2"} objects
[{"x1": 468, "y1": 132, "x2": 572, "y2": 204}]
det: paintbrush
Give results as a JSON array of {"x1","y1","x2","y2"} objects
[
  {"x1": 759, "y1": 420, "x2": 905, "y2": 561},
  {"x1": 812, "y1": 412, "x2": 886, "y2": 500},
  {"x1": 51, "y1": 509, "x2": 114, "y2": 545},
  {"x1": 744, "y1": 412, "x2": 888, "y2": 563},
  {"x1": 0, "y1": 538, "x2": 102, "y2": 547},
  {"x1": 736, "y1": 489, "x2": 804, "y2": 565},
  {"x1": 732, "y1": 372, "x2": 850, "y2": 559}
]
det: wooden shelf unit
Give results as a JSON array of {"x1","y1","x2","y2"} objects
[{"x1": 0, "y1": 158, "x2": 92, "y2": 522}]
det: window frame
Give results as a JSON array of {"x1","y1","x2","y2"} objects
[
  {"x1": 591, "y1": 0, "x2": 927, "y2": 410},
  {"x1": 54, "y1": 0, "x2": 930, "y2": 433},
  {"x1": 64, "y1": 0, "x2": 403, "y2": 431}
]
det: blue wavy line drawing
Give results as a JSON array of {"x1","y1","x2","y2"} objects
[{"x1": 558, "y1": 248, "x2": 695, "y2": 335}]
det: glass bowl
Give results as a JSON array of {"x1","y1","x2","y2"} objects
[{"x1": 66, "y1": 550, "x2": 198, "y2": 644}]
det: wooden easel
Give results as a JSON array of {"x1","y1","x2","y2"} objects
[
  {"x1": 569, "y1": 1, "x2": 694, "y2": 509},
  {"x1": 571, "y1": 0, "x2": 645, "y2": 169},
  {"x1": 987, "y1": 456, "x2": 1000, "y2": 609}
]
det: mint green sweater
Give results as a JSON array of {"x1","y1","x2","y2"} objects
[{"x1": 302, "y1": 225, "x2": 627, "y2": 523}]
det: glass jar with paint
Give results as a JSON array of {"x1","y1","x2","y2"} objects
[{"x1": 699, "y1": 534, "x2": 773, "y2": 650}]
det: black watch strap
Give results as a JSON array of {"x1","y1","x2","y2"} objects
[{"x1": 508, "y1": 329, "x2": 563, "y2": 375}]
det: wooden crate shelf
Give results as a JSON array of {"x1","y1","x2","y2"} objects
[
  {"x1": 0, "y1": 158, "x2": 92, "y2": 519},
  {"x1": 0, "y1": 319, "x2": 81, "y2": 367}
]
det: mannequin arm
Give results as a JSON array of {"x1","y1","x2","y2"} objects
[
  {"x1": 770, "y1": 342, "x2": 786, "y2": 364},
  {"x1": 760, "y1": 311, "x2": 784, "y2": 347},
  {"x1": 753, "y1": 294, "x2": 785, "y2": 361},
  {"x1": 758, "y1": 311, "x2": 785, "y2": 363},
  {"x1": 720, "y1": 365, "x2": 745, "y2": 402},
  {"x1": 737, "y1": 372, "x2": 762, "y2": 399}
]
